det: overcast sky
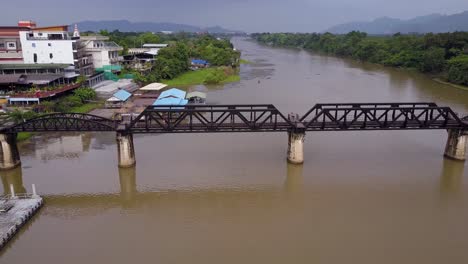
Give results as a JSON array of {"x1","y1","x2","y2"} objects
[{"x1": 2, "y1": 0, "x2": 468, "y2": 32}]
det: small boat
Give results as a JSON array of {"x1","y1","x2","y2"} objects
[{"x1": 186, "y1": 91, "x2": 207, "y2": 105}]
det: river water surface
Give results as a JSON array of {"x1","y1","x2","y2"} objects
[{"x1": 1, "y1": 38, "x2": 468, "y2": 264}]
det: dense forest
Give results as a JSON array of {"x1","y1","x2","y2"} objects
[
  {"x1": 252, "y1": 32, "x2": 468, "y2": 86},
  {"x1": 84, "y1": 31, "x2": 240, "y2": 83}
]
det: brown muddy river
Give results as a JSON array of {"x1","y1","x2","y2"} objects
[{"x1": 1, "y1": 37, "x2": 467, "y2": 264}]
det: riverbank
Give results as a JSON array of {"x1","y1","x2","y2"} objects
[
  {"x1": 433, "y1": 78, "x2": 468, "y2": 91},
  {"x1": 162, "y1": 67, "x2": 240, "y2": 86},
  {"x1": 252, "y1": 32, "x2": 468, "y2": 89}
]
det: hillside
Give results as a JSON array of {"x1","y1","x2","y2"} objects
[
  {"x1": 326, "y1": 11, "x2": 468, "y2": 34},
  {"x1": 75, "y1": 20, "x2": 244, "y2": 34}
]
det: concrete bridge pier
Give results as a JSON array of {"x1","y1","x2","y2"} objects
[
  {"x1": 444, "y1": 129, "x2": 467, "y2": 161},
  {"x1": 116, "y1": 132, "x2": 136, "y2": 168},
  {"x1": 287, "y1": 131, "x2": 305, "y2": 164},
  {"x1": 0, "y1": 133, "x2": 21, "y2": 170},
  {"x1": 287, "y1": 113, "x2": 306, "y2": 164}
]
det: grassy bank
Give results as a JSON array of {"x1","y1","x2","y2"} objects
[
  {"x1": 433, "y1": 78, "x2": 468, "y2": 91},
  {"x1": 163, "y1": 67, "x2": 240, "y2": 86},
  {"x1": 17, "y1": 132, "x2": 33, "y2": 141},
  {"x1": 70, "y1": 102, "x2": 103, "y2": 113},
  {"x1": 240, "y1": 59, "x2": 252, "y2": 64}
]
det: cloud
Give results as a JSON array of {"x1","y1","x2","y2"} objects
[{"x1": 1, "y1": 0, "x2": 468, "y2": 32}]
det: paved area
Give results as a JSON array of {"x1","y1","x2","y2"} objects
[{"x1": 0, "y1": 196, "x2": 43, "y2": 249}]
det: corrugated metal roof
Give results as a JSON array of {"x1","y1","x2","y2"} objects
[
  {"x1": 112, "y1": 90, "x2": 132, "y2": 101},
  {"x1": 159, "y1": 88, "x2": 186, "y2": 99},
  {"x1": 191, "y1": 59, "x2": 209, "y2": 65},
  {"x1": 143, "y1": 44, "x2": 168, "y2": 48},
  {"x1": 186, "y1": 91, "x2": 207, "y2": 99},
  {"x1": 152, "y1": 97, "x2": 188, "y2": 106},
  {"x1": 139, "y1": 82, "x2": 167, "y2": 91}
]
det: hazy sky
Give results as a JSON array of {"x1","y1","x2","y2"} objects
[{"x1": 2, "y1": 0, "x2": 468, "y2": 32}]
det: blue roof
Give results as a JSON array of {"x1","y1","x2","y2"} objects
[
  {"x1": 158, "y1": 88, "x2": 186, "y2": 99},
  {"x1": 191, "y1": 59, "x2": 209, "y2": 65},
  {"x1": 113, "y1": 89, "x2": 132, "y2": 101},
  {"x1": 152, "y1": 97, "x2": 188, "y2": 106}
]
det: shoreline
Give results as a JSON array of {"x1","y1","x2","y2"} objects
[
  {"x1": 162, "y1": 66, "x2": 241, "y2": 86},
  {"x1": 433, "y1": 78, "x2": 468, "y2": 91}
]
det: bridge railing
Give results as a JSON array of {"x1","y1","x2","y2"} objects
[{"x1": 125, "y1": 104, "x2": 295, "y2": 133}]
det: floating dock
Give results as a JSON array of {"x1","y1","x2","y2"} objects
[{"x1": 0, "y1": 194, "x2": 43, "y2": 249}]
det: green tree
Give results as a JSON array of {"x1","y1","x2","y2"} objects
[
  {"x1": 419, "y1": 47, "x2": 446, "y2": 73},
  {"x1": 73, "y1": 87, "x2": 97, "y2": 102},
  {"x1": 447, "y1": 55, "x2": 468, "y2": 85}
]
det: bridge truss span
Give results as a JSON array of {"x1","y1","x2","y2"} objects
[
  {"x1": 125, "y1": 104, "x2": 294, "y2": 133},
  {"x1": 1, "y1": 113, "x2": 117, "y2": 133},
  {"x1": 300, "y1": 103, "x2": 466, "y2": 131}
]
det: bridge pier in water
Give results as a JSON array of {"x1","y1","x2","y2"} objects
[
  {"x1": 287, "y1": 131, "x2": 305, "y2": 164},
  {"x1": 444, "y1": 129, "x2": 467, "y2": 161},
  {"x1": 116, "y1": 132, "x2": 136, "y2": 168},
  {"x1": 0, "y1": 133, "x2": 21, "y2": 170}
]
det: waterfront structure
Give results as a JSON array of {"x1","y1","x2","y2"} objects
[
  {"x1": 79, "y1": 35, "x2": 122, "y2": 70},
  {"x1": 186, "y1": 91, "x2": 207, "y2": 104},
  {"x1": 0, "y1": 192, "x2": 43, "y2": 249},
  {"x1": 125, "y1": 44, "x2": 167, "y2": 72},
  {"x1": 0, "y1": 102, "x2": 466, "y2": 168},
  {"x1": 128, "y1": 44, "x2": 168, "y2": 55},
  {"x1": 106, "y1": 89, "x2": 132, "y2": 108}
]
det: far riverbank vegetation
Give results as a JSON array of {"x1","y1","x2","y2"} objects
[{"x1": 252, "y1": 32, "x2": 468, "y2": 87}]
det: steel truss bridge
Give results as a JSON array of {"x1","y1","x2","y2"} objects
[{"x1": 1, "y1": 103, "x2": 467, "y2": 134}]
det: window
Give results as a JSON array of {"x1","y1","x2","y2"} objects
[
  {"x1": 28, "y1": 33, "x2": 34, "y2": 38},
  {"x1": 7, "y1": 42, "x2": 16, "y2": 50},
  {"x1": 49, "y1": 53, "x2": 53, "y2": 59},
  {"x1": 38, "y1": 33, "x2": 43, "y2": 36},
  {"x1": 32, "y1": 43, "x2": 36, "y2": 48},
  {"x1": 48, "y1": 43, "x2": 52, "y2": 47},
  {"x1": 33, "y1": 53, "x2": 37, "y2": 63},
  {"x1": 0, "y1": 43, "x2": 4, "y2": 49}
]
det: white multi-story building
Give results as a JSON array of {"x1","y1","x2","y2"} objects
[
  {"x1": 19, "y1": 25, "x2": 77, "y2": 65},
  {"x1": 79, "y1": 36, "x2": 122, "y2": 69}
]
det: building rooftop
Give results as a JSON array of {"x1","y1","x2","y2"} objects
[
  {"x1": 108, "y1": 89, "x2": 132, "y2": 102},
  {"x1": 159, "y1": 88, "x2": 186, "y2": 99},
  {"x1": 139, "y1": 82, "x2": 167, "y2": 91},
  {"x1": 80, "y1": 35, "x2": 110, "y2": 41},
  {"x1": 186, "y1": 91, "x2": 207, "y2": 99},
  {"x1": 31, "y1": 25, "x2": 69, "y2": 32},
  {"x1": 152, "y1": 97, "x2": 188, "y2": 106},
  {"x1": 142, "y1": 44, "x2": 169, "y2": 48}
]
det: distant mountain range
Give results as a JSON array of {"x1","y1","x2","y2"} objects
[
  {"x1": 75, "y1": 20, "x2": 244, "y2": 34},
  {"x1": 326, "y1": 11, "x2": 468, "y2": 34}
]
